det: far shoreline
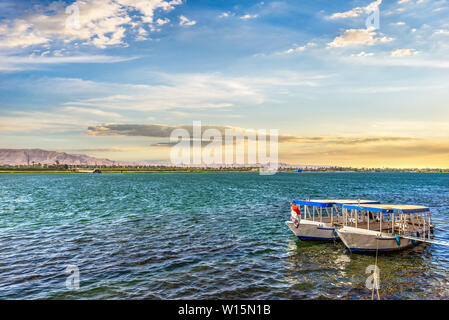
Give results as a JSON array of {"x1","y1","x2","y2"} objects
[{"x1": 1, "y1": 169, "x2": 448, "y2": 174}]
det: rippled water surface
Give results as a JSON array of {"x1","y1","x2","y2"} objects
[{"x1": 1, "y1": 172, "x2": 449, "y2": 299}]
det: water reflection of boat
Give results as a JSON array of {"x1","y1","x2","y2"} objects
[
  {"x1": 285, "y1": 199, "x2": 380, "y2": 241},
  {"x1": 337, "y1": 204, "x2": 435, "y2": 252}
]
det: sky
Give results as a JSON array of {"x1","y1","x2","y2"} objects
[{"x1": 1, "y1": 0, "x2": 449, "y2": 168}]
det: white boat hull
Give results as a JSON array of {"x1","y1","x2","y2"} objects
[
  {"x1": 337, "y1": 226, "x2": 415, "y2": 252},
  {"x1": 285, "y1": 220, "x2": 337, "y2": 241}
]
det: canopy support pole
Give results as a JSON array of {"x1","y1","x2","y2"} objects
[{"x1": 331, "y1": 207, "x2": 333, "y2": 224}]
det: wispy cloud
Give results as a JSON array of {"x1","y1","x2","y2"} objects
[
  {"x1": 326, "y1": 0, "x2": 382, "y2": 20},
  {"x1": 351, "y1": 51, "x2": 374, "y2": 57},
  {"x1": 179, "y1": 15, "x2": 196, "y2": 27},
  {"x1": 434, "y1": 29, "x2": 449, "y2": 35},
  {"x1": 0, "y1": 70, "x2": 328, "y2": 136},
  {"x1": 346, "y1": 55, "x2": 449, "y2": 68},
  {"x1": 0, "y1": 54, "x2": 139, "y2": 71},
  {"x1": 218, "y1": 12, "x2": 233, "y2": 19},
  {"x1": 63, "y1": 106, "x2": 122, "y2": 118},
  {"x1": 282, "y1": 42, "x2": 317, "y2": 55},
  {"x1": 49, "y1": 72, "x2": 323, "y2": 112},
  {"x1": 240, "y1": 14, "x2": 259, "y2": 20}
]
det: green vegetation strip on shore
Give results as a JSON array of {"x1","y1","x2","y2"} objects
[{"x1": 1, "y1": 167, "x2": 449, "y2": 174}]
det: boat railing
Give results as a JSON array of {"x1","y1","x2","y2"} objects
[
  {"x1": 341, "y1": 205, "x2": 434, "y2": 239},
  {"x1": 295, "y1": 200, "x2": 379, "y2": 224}
]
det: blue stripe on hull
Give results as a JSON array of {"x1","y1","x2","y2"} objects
[
  {"x1": 348, "y1": 247, "x2": 396, "y2": 252},
  {"x1": 348, "y1": 244, "x2": 414, "y2": 252},
  {"x1": 298, "y1": 236, "x2": 335, "y2": 241}
]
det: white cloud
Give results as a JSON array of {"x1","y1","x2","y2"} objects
[
  {"x1": 284, "y1": 47, "x2": 304, "y2": 54},
  {"x1": 328, "y1": 8, "x2": 364, "y2": 19},
  {"x1": 0, "y1": 0, "x2": 182, "y2": 49},
  {"x1": 283, "y1": 42, "x2": 317, "y2": 54},
  {"x1": 434, "y1": 29, "x2": 449, "y2": 35},
  {"x1": 156, "y1": 18, "x2": 170, "y2": 25},
  {"x1": 219, "y1": 12, "x2": 232, "y2": 18},
  {"x1": 53, "y1": 50, "x2": 64, "y2": 57},
  {"x1": 391, "y1": 48, "x2": 417, "y2": 56},
  {"x1": 398, "y1": 0, "x2": 411, "y2": 4},
  {"x1": 63, "y1": 106, "x2": 122, "y2": 118},
  {"x1": 328, "y1": 29, "x2": 394, "y2": 48},
  {"x1": 118, "y1": 0, "x2": 182, "y2": 24},
  {"x1": 392, "y1": 21, "x2": 406, "y2": 26},
  {"x1": 179, "y1": 15, "x2": 196, "y2": 27},
  {"x1": 351, "y1": 51, "x2": 374, "y2": 57},
  {"x1": 350, "y1": 86, "x2": 421, "y2": 93},
  {"x1": 92, "y1": 27, "x2": 127, "y2": 48},
  {"x1": 327, "y1": 0, "x2": 382, "y2": 20},
  {"x1": 347, "y1": 56, "x2": 449, "y2": 68},
  {"x1": 135, "y1": 27, "x2": 149, "y2": 41},
  {"x1": 240, "y1": 14, "x2": 259, "y2": 20},
  {"x1": 0, "y1": 20, "x2": 50, "y2": 48}
]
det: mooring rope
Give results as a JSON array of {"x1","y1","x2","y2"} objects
[
  {"x1": 333, "y1": 227, "x2": 338, "y2": 246},
  {"x1": 372, "y1": 237, "x2": 381, "y2": 300}
]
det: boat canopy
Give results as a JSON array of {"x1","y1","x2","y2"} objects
[
  {"x1": 392, "y1": 205, "x2": 430, "y2": 214},
  {"x1": 295, "y1": 199, "x2": 380, "y2": 207},
  {"x1": 342, "y1": 204, "x2": 430, "y2": 214}
]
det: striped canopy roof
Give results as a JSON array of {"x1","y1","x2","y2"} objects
[
  {"x1": 342, "y1": 204, "x2": 430, "y2": 213},
  {"x1": 295, "y1": 199, "x2": 380, "y2": 207}
]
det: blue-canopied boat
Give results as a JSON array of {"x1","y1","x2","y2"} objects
[
  {"x1": 336, "y1": 204, "x2": 434, "y2": 252},
  {"x1": 285, "y1": 199, "x2": 380, "y2": 241}
]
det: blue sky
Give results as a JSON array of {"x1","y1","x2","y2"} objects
[{"x1": 1, "y1": 0, "x2": 449, "y2": 167}]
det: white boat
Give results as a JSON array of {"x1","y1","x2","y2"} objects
[
  {"x1": 337, "y1": 204, "x2": 433, "y2": 252},
  {"x1": 285, "y1": 199, "x2": 380, "y2": 241}
]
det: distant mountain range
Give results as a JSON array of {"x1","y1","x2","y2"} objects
[
  {"x1": 0, "y1": 148, "x2": 332, "y2": 168},
  {"x1": 0, "y1": 149, "x2": 117, "y2": 166}
]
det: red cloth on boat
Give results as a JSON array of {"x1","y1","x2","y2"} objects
[{"x1": 291, "y1": 204, "x2": 301, "y2": 215}]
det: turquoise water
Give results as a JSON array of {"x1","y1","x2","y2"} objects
[{"x1": 1, "y1": 172, "x2": 449, "y2": 299}]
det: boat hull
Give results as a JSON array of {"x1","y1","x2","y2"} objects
[
  {"x1": 337, "y1": 227, "x2": 415, "y2": 252},
  {"x1": 285, "y1": 220, "x2": 337, "y2": 241}
]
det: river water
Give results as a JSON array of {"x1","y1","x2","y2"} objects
[{"x1": 1, "y1": 172, "x2": 448, "y2": 299}]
